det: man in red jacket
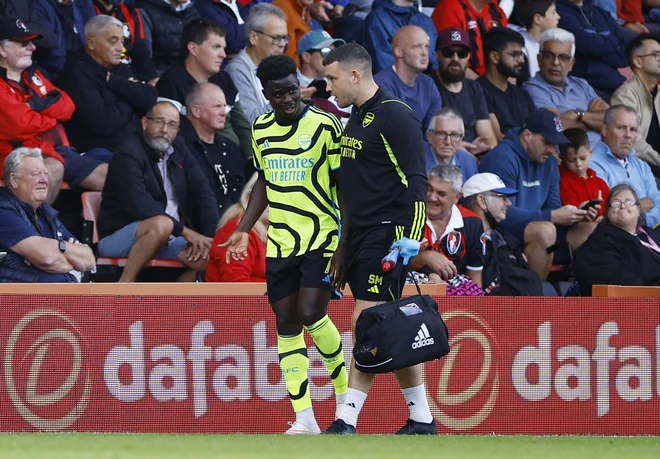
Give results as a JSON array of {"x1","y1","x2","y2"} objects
[{"x1": 0, "y1": 18, "x2": 108, "y2": 204}]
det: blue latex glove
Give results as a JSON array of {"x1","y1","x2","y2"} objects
[{"x1": 390, "y1": 237, "x2": 421, "y2": 266}]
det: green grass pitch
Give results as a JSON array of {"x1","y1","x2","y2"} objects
[{"x1": 1, "y1": 434, "x2": 659, "y2": 459}]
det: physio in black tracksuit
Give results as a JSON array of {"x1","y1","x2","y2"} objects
[{"x1": 322, "y1": 43, "x2": 436, "y2": 436}]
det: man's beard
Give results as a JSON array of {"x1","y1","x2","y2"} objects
[
  {"x1": 496, "y1": 59, "x2": 522, "y2": 79},
  {"x1": 440, "y1": 65, "x2": 465, "y2": 83},
  {"x1": 146, "y1": 135, "x2": 171, "y2": 153}
]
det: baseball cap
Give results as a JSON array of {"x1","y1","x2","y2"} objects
[
  {"x1": 298, "y1": 30, "x2": 345, "y2": 55},
  {"x1": 436, "y1": 27, "x2": 470, "y2": 51},
  {"x1": 521, "y1": 109, "x2": 570, "y2": 145},
  {"x1": 0, "y1": 18, "x2": 42, "y2": 42},
  {"x1": 462, "y1": 173, "x2": 519, "y2": 198}
]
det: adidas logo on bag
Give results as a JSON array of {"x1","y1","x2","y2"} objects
[{"x1": 411, "y1": 323, "x2": 434, "y2": 349}]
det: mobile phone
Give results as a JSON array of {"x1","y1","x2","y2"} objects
[{"x1": 582, "y1": 199, "x2": 601, "y2": 210}]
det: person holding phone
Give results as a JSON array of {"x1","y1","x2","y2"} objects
[{"x1": 559, "y1": 128, "x2": 610, "y2": 219}]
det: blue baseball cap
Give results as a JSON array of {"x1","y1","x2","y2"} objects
[
  {"x1": 521, "y1": 109, "x2": 570, "y2": 145},
  {"x1": 298, "y1": 30, "x2": 345, "y2": 55}
]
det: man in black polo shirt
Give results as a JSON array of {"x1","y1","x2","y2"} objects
[
  {"x1": 323, "y1": 43, "x2": 435, "y2": 436},
  {"x1": 432, "y1": 27, "x2": 497, "y2": 156},
  {"x1": 156, "y1": 18, "x2": 251, "y2": 161},
  {"x1": 477, "y1": 27, "x2": 537, "y2": 141},
  {"x1": 180, "y1": 82, "x2": 246, "y2": 217}
]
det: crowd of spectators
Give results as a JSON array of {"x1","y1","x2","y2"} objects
[{"x1": 1, "y1": 0, "x2": 660, "y2": 293}]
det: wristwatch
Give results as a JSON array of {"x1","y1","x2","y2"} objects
[
  {"x1": 58, "y1": 240, "x2": 66, "y2": 253},
  {"x1": 576, "y1": 110, "x2": 585, "y2": 121}
]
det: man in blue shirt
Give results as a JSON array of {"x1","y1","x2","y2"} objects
[
  {"x1": 425, "y1": 108, "x2": 478, "y2": 184},
  {"x1": 479, "y1": 109, "x2": 598, "y2": 279},
  {"x1": 374, "y1": 25, "x2": 442, "y2": 131},
  {"x1": 590, "y1": 105, "x2": 660, "y2": 228},
  {"x1": 523, "y1": 27, "x2": 609, "y2": 147},
  {"x1": 0, "y1": 147, "x2": 96, "y2": 282}
]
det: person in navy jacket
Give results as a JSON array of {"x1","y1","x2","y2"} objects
[{"x1": 479, "y1": 108, "x2": 599, "y2": 279}]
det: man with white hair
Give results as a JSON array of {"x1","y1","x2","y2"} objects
[
  {"x1": 0, "y1": 17, "x2": 108, "y2": 204},
  {"x1": 57, "y1": 14, "x2": 158, "y2": 153},
  {"x1": 425, "y1": 108, "x2": 478, "y2": 184},
  {"x1": 98, "y1": 101, "x2": 219, "y2": 282},
  {"x1": 0, "y1": 147, "x2": 96, "y2": 283},
  {"x1": 523, "y1": 27, "x2": 609, "y2": 147}
]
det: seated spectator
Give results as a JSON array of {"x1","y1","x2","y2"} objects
[
  {"x1": 35, "y1": 0, "x2": 87, "y2": 61},
  {"x1": 193, "y1": 0, "x2": 252, "y2": 57},
  {"x1": 136, "y1": 0, "x2": 200, "y2": 75},
  {"x1": 574, "y1": 183, "x2": 660, "y2": 295},
  {"x1": 272, "y1": 0, "x2": 314, "y2": 67},
  {"x1": 590, "y1": 105, "x2": 660, "y2": 228},
  {"x1": 555, "y1": 0, "x2": 628, "y2": 97},
  {"x1": 98, "y1": 101, "x2": 219, "y2": 282},
  {"x1": 0, "y1": 18, "x2": 107, "y2": 204},
  {"x1": 509, "y1": 0, "x2": 560, "y2": 79},
  {"x1": 297, "y1": 30, "x2": 349, "y2": 120},
  {"x1": 409, "y1": 164, "x2": 484, "y2": 287},
  {"x1": 611, "y1": 34, "x2": 660, "y2": 176},
  {"x1": 593, "y1": 0, "x2": 648, "y2": 37},
  {"x1": 30, "y1": 0, "x2": 70, "y2": 78},
  {"x1": 523, "y1": 28, "x2": 609, "y2": 147},
  {"x1": 181, "y1": 82, "x2": 246, "y2": 216},
  {"x1": 559, "y1": 128, "x2": 610, "y2": 218},
  {"x1": 156, "y1": 18, "x2": 251, "y2": 161},
  {"x1": 206, "y1": 174, "x2": 268, "y2": 282},
  {"x1": 226, "y1": 3, "x2": 290, "y2": 123},
  {"x1": 78, "y1": 0, "x2": 157, "y2": 83},
  {"x1": 478, "y1": 27, "x2": 537, "y2": 140},
  {"x1": 431, "y1": 0, "x2": 508, "y2": 78},
  {"x1": 0, "y1": 148, "x2": 96, "y2": 283},
  {"x1": 363, "y1": 0, "x2": 438, "y2": 74},
  {"x1": 425, "y1": 108, "x2": 478, "y2": 183},
  {"x1": 374, "y1": 25, "x2": 443, "y2": 132},
  {"x1": 432, "y1": 28, "x2": 497, "y2": 155},
  {"x1": 479, "y1": 109, "x2": 599, "y2": 279},
  {"x1": 58, "y1": 15, "x2": 158, "y2": 154},
  {"x1": 461, "y1": 172, "x2": 546, "y2": 295}
]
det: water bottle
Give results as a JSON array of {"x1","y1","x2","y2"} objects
[{"x1": 381, "y1": 247, "x2": 400, "y2": 272}]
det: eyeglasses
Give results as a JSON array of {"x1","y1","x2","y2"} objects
[
  {"x1": 541, "y1": 50, "x2": 572, "y2": 64},
  {"x1": 427, "y1": 129, "x2": 464, "y2": 142},
  {"x1": 254, "y1": 30, "x2": 291, "y2": 45},
  {"x1": 637, "y1": 50, "x2": 660, "y2": 62},
  {"x1": 441, "y1": 48, "x2": 470, "y2": 59},
  {"x1": 610, "y1": 199, "x2": 639, "y2": 208},
  {"x1": 503, "y1": 50, "x2": 525, "y2": 61},
  {"x1": 146, "y1": 117, "x2": 180, "y2": 131}
]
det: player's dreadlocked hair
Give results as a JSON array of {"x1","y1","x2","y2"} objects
[{"x1": 256, "y1": 55, "x2": 298, "y2": 88}]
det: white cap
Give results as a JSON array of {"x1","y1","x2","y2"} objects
[{"x1": 462, "y1": 173, "x2": 519, "y2": 198}]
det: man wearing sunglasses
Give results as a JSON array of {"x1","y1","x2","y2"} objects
[
  {"x1": 432, "y1": 27, "x2": 497, "y2": 156},
  {"x1": 611, "y1": 34, "x2": 660, "y2": 179}
]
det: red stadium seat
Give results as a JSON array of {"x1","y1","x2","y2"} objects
[{"x1": 81, "y1": 191, "x2": 184, "y2": 269}]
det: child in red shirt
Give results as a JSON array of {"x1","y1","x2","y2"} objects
[{"x1": 559, "y1": 128, "x2": 609, "y2": 219}]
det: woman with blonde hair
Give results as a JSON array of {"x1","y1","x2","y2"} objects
[{"x1": 206, "y1": 174, "x2": 268, "y2": 282}]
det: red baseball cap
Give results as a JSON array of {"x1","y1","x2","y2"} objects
[{"x1": 436, "y1": 27, "x2": 470, "y2": 51}]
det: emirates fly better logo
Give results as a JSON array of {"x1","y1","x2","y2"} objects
[{"x1": 4, "y1": 310, "x2": 91, "y2": 431}]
